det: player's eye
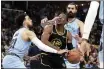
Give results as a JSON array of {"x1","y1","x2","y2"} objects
[
  {"x1": 72, "y1": 8, "x2": 74, "y2": 10},
  {"x1": 67, "y1": 7, "x2": 70, "y2": 9}
]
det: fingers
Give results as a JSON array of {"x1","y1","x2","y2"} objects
[
  {"x1": 64, "y1": 50, "x2": 71, "y2": 58},
  {"x1": 52, "y1": 16, "x2": 60, "y2": 21},
  {"x1": 62, "y1": 49, "x2": 69, "y2": 53},
  {"x1": 78, "y1": 39, "x2": 91, "y2": 57},
  {"x1": 78, "y1": 40, "x2": 88, "y2": 56},
  {"x1": 86, "y1": 43, "x2": 91, "y2": 56},
  {"x1": 41, "y1": 17, "x2": 48, "y2": 24},
  {"x1": 52, "y1": 16, "x2": 61, "y2": 24}
]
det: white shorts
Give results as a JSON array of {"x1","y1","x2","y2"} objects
[
  {"x1": 64, "y1": 59, "x2": 80, "y2": 68},
  {"x1": 2, "y1": 55, "x2": 26, "y2": 68}
]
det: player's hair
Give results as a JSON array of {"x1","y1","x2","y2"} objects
[
  {"x1": 15, "y1": 13, "x2": 27, "y2": 27},
  {"x1": 67, "y1": 2, "x2": 78, "y2": 10},
  {"x1": 55, "y1": 10, "x2": 66, "y2": 16}
]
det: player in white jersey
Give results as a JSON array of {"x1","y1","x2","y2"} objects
[
  {"x1": 64, "y1": 2, "x2": 84, "y2": 49},
  {"x1": 64, "y1": 3, "x2": 84, "y2": 68},
  {"x1": 2, "y1": 13, "x2": 68, "y2": 68}
]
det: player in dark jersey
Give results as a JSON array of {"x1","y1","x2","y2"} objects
[{"x1": 39, "y1": 12, "x2": 73, "y2": 69}]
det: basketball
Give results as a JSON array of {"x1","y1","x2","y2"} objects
[{"x1": 66, "y1": 49, "x2": 81, "y2": 64}]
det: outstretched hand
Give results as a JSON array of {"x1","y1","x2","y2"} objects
[{"x1": 78, "y1": 39, "x2": 91, "y2": 57}]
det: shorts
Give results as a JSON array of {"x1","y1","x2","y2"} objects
[
  {"x1": 40, "y1": 53, "x2": 66, "y2": 69},
  {"x1": 64, "y1": 58, "x2": 80, "y2": 68},
  {"x1": 2, "y1": 55, "x2": 26, "y2": 68}
]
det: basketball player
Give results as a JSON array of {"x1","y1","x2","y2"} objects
[
  {"x1": 38, "y1": 12, "x2": 72, "y2": 69},
  {"x1": 2, "y1": 13, "x2": 68, "y2": 68},
  {"x1": 64, "y1": 2, "x2": 84, "y2": 49},
  {"x1": 41, "y1": 5, "x2": 83, "y2": 68},
  {"x1": 63, "y1": 3, "x2": 84, "y2": 68}
]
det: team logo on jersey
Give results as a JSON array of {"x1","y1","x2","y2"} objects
[{"x1": 51, "y1": 38, "x2": 62, "y2": 47}]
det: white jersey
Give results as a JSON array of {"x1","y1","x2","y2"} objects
[
  {"x1": 64, "y1": 18, "x2": 80, "y2": 48},
  {"x1": 8, "y1": 28, "x2": 31, "y2": 59}
]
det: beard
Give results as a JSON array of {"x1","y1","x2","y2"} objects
[{"x1": 67, "y1": 11, "x2": 76, "y2": 18}]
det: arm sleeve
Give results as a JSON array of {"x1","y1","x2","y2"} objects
[
  {"x1": 31, "y1": 37, "x2": 58, "y2": 53},
  {"x1": 82, "y1": 1, "x2": 99, "y2": 39}
]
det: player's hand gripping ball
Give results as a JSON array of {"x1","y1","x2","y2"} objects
[{"x1": 65, "y1": 49, "x2": 82, "y2": 64}]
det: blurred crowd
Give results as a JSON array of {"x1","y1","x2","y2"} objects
[{"x1": 1, "y1": 1, "x2": 102, "y2": 69}]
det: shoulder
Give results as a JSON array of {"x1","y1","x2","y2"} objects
[
  {"x1": 76, "y1": 19, "x2": 84, "y2": 27},
  {"x1": 22, "y1": 29, "x2": 36, "y2": 41},
  {"x1": 22, "y1": 29, "x2": 35, "y2": 36},
  {"x1": 44, "y1": 25, "x2": 53, "y2": 29},
  {"x1": 76, "y1": 19, "x2": 84, "y2": 24},
  {"x1": 43, "y1": 25, "x2": 53, "y2": 33}
]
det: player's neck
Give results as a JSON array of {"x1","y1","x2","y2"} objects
[
  {"x1": 56, "y1": 24, "x2": 64, "y2": 32},
  {"x1": 68, "y1": 17, "x2": 76, "y2": 23},
  {"x1": 23, "y1": 25, "x2": 29, "y2": 29}
]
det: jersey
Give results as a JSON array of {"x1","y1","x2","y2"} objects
[
  {"x1": 49, "y1": 25, "x2": 67, "y2": 49},
  {"x1": 64, "y1": 18, "x2": 79, "y2": 48},
  {"x1": 8, "y1": 28, "x2": 31, "y2": 59},
  {"x1": 41, "y1": 25, "x2": 67, "y2": 58},
  {"x1": 40, "y1": 25, "x2": 67, "y2": 68}
]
